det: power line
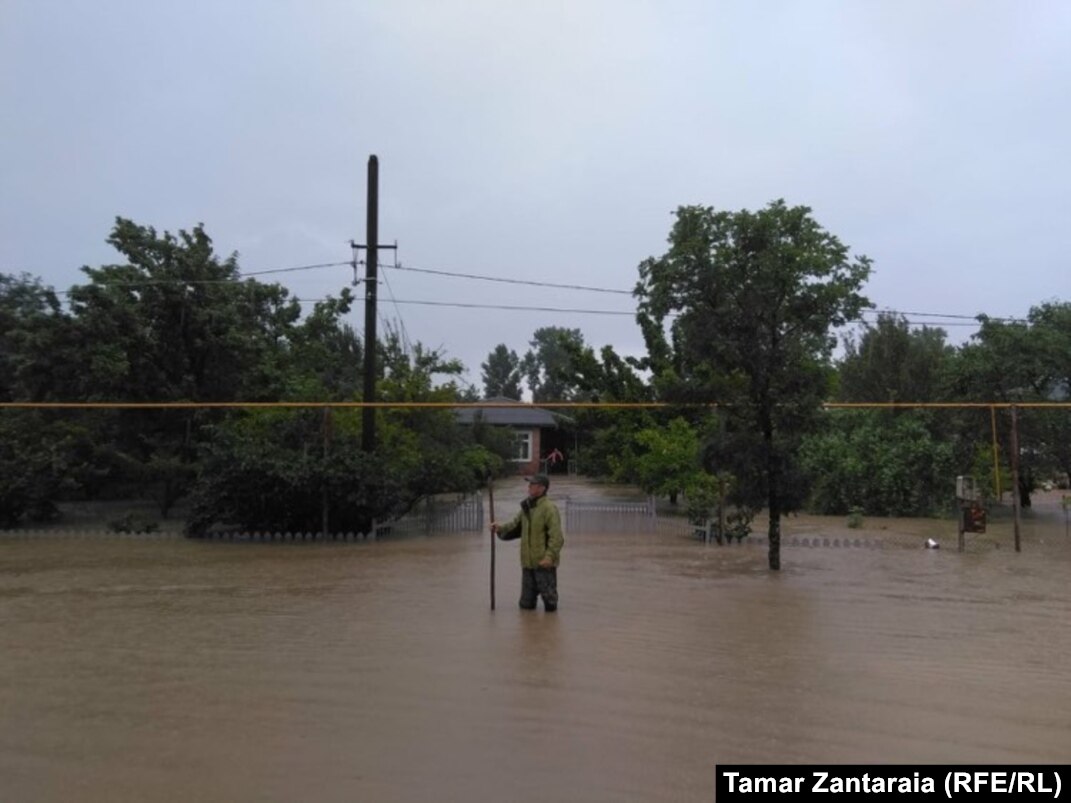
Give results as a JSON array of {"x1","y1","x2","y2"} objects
[
  {"x1": 376, "y1": 259, "x2": 412, "y2": 355},
  {"x1": 241, "y1": 261, "x2": 352, "y2": 277},
  {"x1": 54, "y1": 280, "x2": 230, "y2": 296},
  {"x1": 41, "y1": 290, "x2": 1015, "y2": 330},
  {"x1": 49, "y1": 260, "x2": 354, "y2": 296},
  {"x1": 365, "y1": 298, "x2": 639, "y2": 316},
  {"x1": 859, "y1": 308, "x2": 1027, "y2": 324},
  {"x1": 342, "y1": 297, "x2": 999, "y2": 328},
  {"x1": 284, "y1": 297, "x2": 1009, "y2": 332},
  {"x1": 383, "y1": 261, "x2": 634, "y2": 295},
  {"x1": 379, "y1": 260, "x2": 1029, "y2": 325},
  {"x1": 846, "y1": 319, "x2": 983, "y2": 328},
  {"x1": 26, "y1": 254, "x2": 1031, "y2": 327}
]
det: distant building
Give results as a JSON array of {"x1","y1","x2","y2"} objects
[{"x1": 454, "y1": 396, "x2": 572, "y2": 476}]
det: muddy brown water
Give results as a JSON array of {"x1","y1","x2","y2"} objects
[{"x1": 2, "y1": 511, "x2": 1070, "y2": 802}]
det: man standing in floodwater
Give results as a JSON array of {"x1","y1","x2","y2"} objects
[{"x1": 491, "y1": 474, "x2": 564, "y2": 612}]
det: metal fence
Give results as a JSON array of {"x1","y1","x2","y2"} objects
[
  {"x1": 4, "y1": 491, "x2": 1064, "y2": 551},
  {"x1": 641, "y1": 495, "x2": 1071, "y2": 553},
  {"x1": 373, "y1": 492, "x2": 484, "y2": 538},
  {"x1": 563, "y1": 496, "x2": 658, "y2": 534}
]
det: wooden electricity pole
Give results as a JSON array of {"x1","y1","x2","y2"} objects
[{"x1": 362, "y1": 155, "x2": 379, "y2": 453}]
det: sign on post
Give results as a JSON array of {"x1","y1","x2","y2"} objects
[
  {"x1": 963, "y1": 502, "x2": 986, "y2": 534},
  {"x1": 955, "y1": 475, "x2": 986, "y2": 550}
]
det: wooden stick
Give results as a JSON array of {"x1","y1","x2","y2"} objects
[{"x1": 488, "y1": 477, "x2": 496, "y2": 611}]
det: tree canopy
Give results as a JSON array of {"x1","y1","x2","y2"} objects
[
  {"x1": 520, "y1": 326, "x2": 587, "y2": 402},
  {"x1": 0, "y1": 218, "x2": 495, "y2": 530},
  {"x1": 481, "y1": 344, "x2": 523, "y2": 399},
  {"x1": 949, "y1": 302, "x2": 1071, "y2": 504},
  {"x1": 635, "y1": 200, "x2": 872, "y2": 569},
  {"x1": 837, "y1": 313, "x2": 953, "y2": 403}
]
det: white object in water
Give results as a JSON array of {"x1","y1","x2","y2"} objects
[{"x1": 925, "y1": 538, "x2": 940, "y2": 549}]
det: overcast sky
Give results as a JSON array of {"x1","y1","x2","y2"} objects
[{"x1": 3, "y1": 1, "x2": 1069, "y2": 391}]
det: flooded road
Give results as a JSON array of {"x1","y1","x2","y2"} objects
[{"x1": 2, "y1": 524, "x2": 1070, "y2": 802}]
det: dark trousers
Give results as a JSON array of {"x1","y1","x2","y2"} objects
[{"x1": 519, "y1": 567, "x2": 558, "y2": 611}]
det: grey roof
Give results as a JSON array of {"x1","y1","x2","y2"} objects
[{"x1": 454, "y1": 396, "x2": 565, "y2": 427}]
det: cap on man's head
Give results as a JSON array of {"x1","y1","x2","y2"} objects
[{"x1": 525, "y1": 473, "x2": 550, "y2": 489}]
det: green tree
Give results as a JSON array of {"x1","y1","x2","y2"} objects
[
  {"x1": 375, "y1": 331, "x2": 478, "y2": 499},
  {"x1": 481, "y1": 344, "x2": 523, "y2": 399},
  {"x1": 67, "y1": 218, "x2": 301, "y2": 403},
  {"x1": 1, "y1": 274, "x2": 113, "y2": 518},
  {"x1": 62, "y1": 219, "x2": 304, "y2": 514},
  {"x1": 635, "y1": 200, "x2": 871, "y2": 570},
  {"x1": 950, "y1": 302, "x2": 1071, "y2": 505},
  {"x1": 614, "y1": 417, "x2": 704, "y2": 505},
  {"x1": 800, "y1": 411, "x2": 956, "y2": 516},
  {"x1": 837, "y1": 313, "x2": 953, "y2": 403},
  {"x1": 824, "y1": 314, "x2": 961, "y2": 514},
  {"x1": 2, "y1": 220, "x2": 506, "y2": 529},
  {"x1": 564, "y1": 342, "x2": 652, "y2": 404},
  {"x1": 1027, "y1": 302, "x2": 1071, "y2": 485},
  {"x1": 283, "y1": 289, "x2": 362, "y2": 399},
  {"x1": 549, "y1": 339, "x2": 656, "y2": 478},
  {"x1": 520, "y1": 326, "x2": 586, "y2": 402},
  {"x1": 187, "y1": 336, "x2": 496, "y2": 535},
  {"x1": 0, "y1": 411, "x2": 96, "y2": 526},
  {"x1": 0, "y1": 273, "x2": 74, "y2": 402}
]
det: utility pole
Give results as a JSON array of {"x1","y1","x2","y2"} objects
[
  {"x1": 1010, "y1": 405, "x2": 1022, "y2": 552},
  {"x1": 351, "y1": 155, "x2": 396, "y2": 453},
  {"x1": 362, "y1": 155, "x2": 379, "y2": 453},
  {"x1": 322, "y1": 407, "x2": 332, "y2": 538}
]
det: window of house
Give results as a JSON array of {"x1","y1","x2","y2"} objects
[{"x1": 511, "y1": 431, "x2": 532, "y2": 462}]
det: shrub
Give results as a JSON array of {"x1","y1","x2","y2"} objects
[{"x1": 109, "y1": 512, "x2": 159, "y2": 534}]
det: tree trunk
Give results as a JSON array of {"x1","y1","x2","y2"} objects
[
  {"x1": 764, "y1": 418, "x2": 781, "y2": 571},
  {"x1": 718, "y1": 477, "x2": 727, "y2": 542},
  {"x1": 158, "y1": 479, "x2": 174, "y2": 518},
  {"x1": 767, "y1": 488, "x2": 781, "y2": 571},
  {"x1": 1018, "y1": 483, "x2": 1032, "y2": 509}
]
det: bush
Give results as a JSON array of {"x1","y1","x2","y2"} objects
[
  {"x1": 800, "y1": 411, "x2": 956, "y2": 517},
  {"x1": 0, "y1": 412, "x2": 86, "y2": 527},
  {"x1": 186, "y1": 408, "x2": 497, "y2": 536},
  {"x1": 847, "y1": 506, "x2": 864, "y2": 528},
  {"x1": 109, "y1": 512, "x2": 159, "y2": 534}
]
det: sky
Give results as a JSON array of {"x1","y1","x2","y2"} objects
[{"x1": 3, "y1": 0, "x2": 1069, "y2": 393}]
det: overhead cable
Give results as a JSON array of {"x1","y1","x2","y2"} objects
[
  {"x1": 382, "y1": 261, "x2": 634, "y2": 295},
  {"x1": 379, "y1": 261, "x2": 1027, "y2": 324},
  {"x1": 31, "y1": 254, "x2": 1030, "y2": 327}
]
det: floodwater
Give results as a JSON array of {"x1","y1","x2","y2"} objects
[{"x1": 2, "y1": 515, "x2": 1070, "y2": 802}]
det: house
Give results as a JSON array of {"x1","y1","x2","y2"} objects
[{"x1": 454, "y1": 396, "x2": 573, "y2": 476}]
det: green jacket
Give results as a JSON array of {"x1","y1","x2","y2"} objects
[{"x1": 497, "y1": 494, "x2": 564, "y2": 569}]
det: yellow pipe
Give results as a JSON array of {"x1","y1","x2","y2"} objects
[{"x1": 2, "y1": 401, "x2": 1071, "y2": 411}]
